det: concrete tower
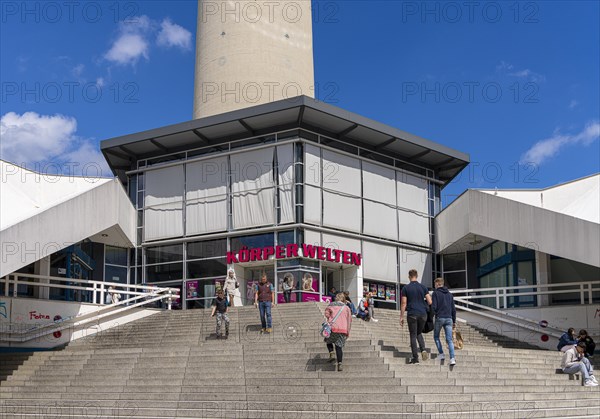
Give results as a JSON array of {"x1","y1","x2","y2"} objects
[{"x1": 193, "y1": 0, "x2": 315, "y2": 119}]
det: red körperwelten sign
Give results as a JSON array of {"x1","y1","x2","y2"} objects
[{"x1": 226, "y1": 244, "x2": 361, "y2": 266}]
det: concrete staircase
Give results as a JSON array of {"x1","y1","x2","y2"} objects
[{"x1": 1, "y1": 303, "x2": 598, "y2": 418}]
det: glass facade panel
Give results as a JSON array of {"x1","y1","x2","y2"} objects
[
  {"x1": 187, "y1": 239, "x2": 227, "y2": 260},
  {"x1": 105, "y1": 246, "x2": 128, "y2": 266},
  {"x1": 492, "y1": 241, "x2": 506, "y2": 260},
  {"x1": 444, "y1": 271, "x2": 466, "y2": 289},
  {"x1": 479, "y1": 246, "x2": 492, "y2": 267},
  {"x1": 277, "y1": 230, "x2": 296, "y2": 246},
  {"x1": 443, "y1": 253, "x2": 465, "y2": 272},
  {"x1": 105, "y1": 265, "x2": 127, "y2": 284},
  {"x1": 146, "y1": 244, "x2": 184, "y2": 265},
  {"x1": 146, "y1": 262, "x2": 183, "y2": 283},
  {"x1": 230, "y1": 233, "x2": 274, "y2": 252},
  {"x1": 187, "y1": 258, "x2": 227, "y2": 279}
]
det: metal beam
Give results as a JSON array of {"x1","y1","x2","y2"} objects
[
  {"x1": 439, "y1": 161, "x2": 466, "y2": 171},
  {"x1": 338, "y1": 123, "x2": 358, "y2": 139},
  {"x1": 374, "y1": 137, "x2": 397, "y2": 150},
  {"x1": 104, "y1": 148, "x2": 131, "y2": 161},
  {"x1": 150, "y1": 139, "x2": 169, "y2": 153},
  {"x1": 192, "y1": 129, "x2": 210, "y2": 144},
  {"x1": 119, "y1": 145, "x2": 136, "y2": 156},
  {"x1": 297, "y1": 106, "x2": 305, "y2": 125},
  {"x1": 409, "y1": 149, "x2": 431, "y2": 160},
  {"x1": 238, "y1": 119, "x2": 255, "y2": 136},
  {"x1": 435, "y1": 157, "x2": 457, "y2": 169}
]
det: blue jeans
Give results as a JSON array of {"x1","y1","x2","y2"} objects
[
  {"x1": 433, "y1": 317, "x2": 455, "y2": 360},
  {"x1": 258, "y1": 301, "x2": 272, "y2": 328},
  {"x1": 563, "y1": 357, "x2": 594, "y2": 381}
]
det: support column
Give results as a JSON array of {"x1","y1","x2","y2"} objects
[
  {"x1": 34, "y1": 256, "x2": 51, "y2": 299},
  {"x1": 536, "y1": 251, "x2": 550, "y2": 307}
]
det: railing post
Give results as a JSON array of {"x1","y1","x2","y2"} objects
[
  {"x1": 167, "y1": 290, "x2": 172, "y2": 311},
  {"x1": 92, "y1": 283, "x2": 97, "y2": 305},
  {"x1": 13, "y1": 275, "x2": 18, "y2": 298},
  {"x1": 495, "y1": 289, "x2": 500, "y2": 310},
  {"x1": 3, "y1": 275, "x2": 8, "y2": 296},
  {"x1": 587, "y1": 283, "x2": 592, "y2": 305},
  {"x1": 580, "y1": 285, "x2": 585, "y2": 305}
]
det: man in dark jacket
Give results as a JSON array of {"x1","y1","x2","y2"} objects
[{"x1": 432, "y1": 277, "x2": 457, "y2": 365}]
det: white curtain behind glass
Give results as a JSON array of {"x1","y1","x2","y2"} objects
[
  {"x1": 277, "y1": 144, "x2": 294, "y2": 224},
  {"x1": 231, "y1": 148, "x2": 275, "y2": 228},
  {"x1": 321, "y1": 150, "x2": 361, "y2": 232},
  {"x1": 304, "y1": 144, "x2": 322, "y2": 225},
  {"x1": 363, "y1": 241, "x2": 397, "y2": 282},
  {"x1": 144, "y1": 165, "x2": 184, "y2": 241},
  {"x1": 362, "y1": 161, "x2": 397, "y2": 240},
  {"x1": 186, "y1": 157, "x2": 228, "y2": 235}
]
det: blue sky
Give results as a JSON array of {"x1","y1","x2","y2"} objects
[{"x1": 1, "y1": 1, "x2": 598, "y2": 206}]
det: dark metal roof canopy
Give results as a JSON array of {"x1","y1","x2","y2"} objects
[{"x1": 101, "y1": 95, "x2": 469, "y2": 186}]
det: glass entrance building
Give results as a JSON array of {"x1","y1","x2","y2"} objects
[{"x1": 101, "y1": 96, "x2": 469, "y2": 309}]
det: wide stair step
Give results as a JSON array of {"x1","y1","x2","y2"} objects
[{"x1": 1, "y1": 302, "x2": 598, "y2": 418}]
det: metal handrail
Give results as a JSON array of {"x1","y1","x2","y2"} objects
[
  {"x1": 450, "y1": 280, "x2": 598, "y2": 310},
  {"x1": 453, "y1": 297, "x2": 564, "y2": 339},
  {"x1": 0, "y1": 274, "x2": 180, "y2": 343},
  {"x1": 449, "y1": 280, "x2": 599, "y2": 339}
]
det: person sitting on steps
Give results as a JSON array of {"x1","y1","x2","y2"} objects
[
  {"x1": 356, "y1": 292, "x2": 378, "y2": 322},
  {"x1": 561, "y1": 342, "x2": 598, "y2": 387},
  {"x1": 557, "y1": 328, "x2": 579, "y2": 352},
  {"x1": 578, "y1": 330, "x2": 596, "y2": 358}
]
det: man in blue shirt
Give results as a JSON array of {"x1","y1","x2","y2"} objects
[{"x1": 400, "y1": 269, "x2": 432, "y2": 364}]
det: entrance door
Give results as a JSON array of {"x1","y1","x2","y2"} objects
[
  {"x1": 322, "y1": 266, "x2": 344, "y2": 300},
  {"x1": 244, "y1": 266, "x2": 275, "y2": 306}
]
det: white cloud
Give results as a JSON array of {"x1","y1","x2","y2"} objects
[
  {"x1": 496, "y1": 61, "x2": 514, "y2": 72},
  {"x1": 497, "y1": 61, "x2": 545, "y2": 83},
  {"x1": 105, "y1": 33, "x2": 149, "y2": 66},
  {"x1": 157, "y1": 18, "x2": 192, "y2": 50},
  {"x1": 104, "y1": 15, "x2": 192, "y2": 66},
  {"x1": 0, "y1": 112, "x2": 110, "y2": 177},
  {"x1": 104, "y1": 15, "x2": 153, "y2": 66},
  {"x1": 520, "y1": 121, "x2": 600, "y2": 165},
  {"x1": 72, "y1": 63, "x2": 85, "y2": 77}
]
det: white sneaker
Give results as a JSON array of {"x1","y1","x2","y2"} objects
[
  {"x1": 590, "y1": 375, "x2": 599, "y2": 384},
  {"x1": 449, "y1": 358, "x2": 456, "y2": 366},
  {"x1": 583, "y1": 379, "x2": 598, "y2": 387},
  {"x1": 438, "y1": 353, "x2": 445, "y2": 361},
  {"x1": 352, "y1": 314, "x2": 356, "y2": 318},
  {"x1": 371, "y1": 318, "x2": 379, "y2": 322}
]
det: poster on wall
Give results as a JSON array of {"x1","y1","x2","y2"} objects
[
  {"x1": 377, "y1": 285, "x2": 385, "y2": 299},
  {"x1": 277, "y1": 272, "x2": 298, "y2": 304},
  {"x1": 300, "y1": 272, "x2": 320, "y2": 302},
  {"x1": 186, "y1": 281, "x2": 199, "y2": 299},
  {"x1": 386, "y1": 285, "x2": 396, "y2": 302},
  {"x1": 370, "y1": 283, "x2": 377, "y2": 295}
]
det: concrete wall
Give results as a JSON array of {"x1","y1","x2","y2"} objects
[
  {"x1": 193, "y1": 0, "x2": 315, "y2": 118},
  {"x1": 0, "y1": 296, "x2": 158, "y2": 349},
  {"x1": 0, "y1": 179, "x2": 136, "y2": 277},
  {"x1": 436, "y1": 190, "x2": 600, "y2": 267},
  {"x1": 459, "y1": 304, "x2": 599, "y2": 351}
]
